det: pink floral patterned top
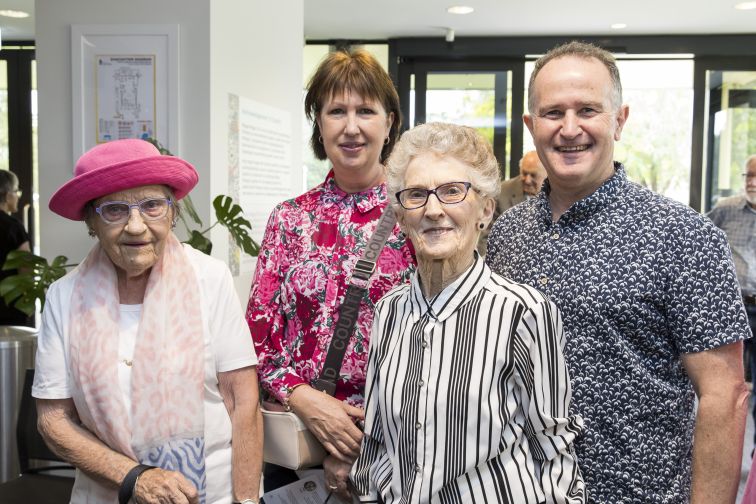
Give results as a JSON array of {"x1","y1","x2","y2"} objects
[{"x1": 246, "y1": 171, "x2": 416, "y2": 407}]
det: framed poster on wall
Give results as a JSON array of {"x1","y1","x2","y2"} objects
[{"x1": 71, "y1": 24, "x2": 179, "y2": 160}]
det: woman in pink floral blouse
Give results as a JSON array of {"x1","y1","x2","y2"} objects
[{"x1": 245, "y1": 49, "x2": 416, "y2": 496}]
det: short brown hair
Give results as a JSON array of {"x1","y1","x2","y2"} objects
[
  {"x1": 528, "y1": 41, "x2": 622, "y2": 113},
  {"x1": 305, "y1": 48, "x2": 402, "y2": 161}
]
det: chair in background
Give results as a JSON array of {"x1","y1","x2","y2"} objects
[{"x1": 0, "y1": 368, "x2": 74, "y2": 503}]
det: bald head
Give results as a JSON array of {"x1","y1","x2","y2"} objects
[{"x1": 520, "y1": 151, "x2": 547, "y2": 196}]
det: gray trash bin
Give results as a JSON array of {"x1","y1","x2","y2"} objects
[{"x1": 0, "y1": 325, "x2": 37, "y2": 483}]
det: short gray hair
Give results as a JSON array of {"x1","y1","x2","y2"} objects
[
  {"x1": 386, "y1": 122, "x2": 500, "y2": 204},
  {"x1": 528, "y1": 41, "x2": 623, "y2": 113},
  {"x1": 0, "y1": 170, "x2": 18, "y2": 201}
]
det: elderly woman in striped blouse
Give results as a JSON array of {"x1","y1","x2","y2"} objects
[{"x1": 350, "y1": 122, "x2": 585, "y2": 504}]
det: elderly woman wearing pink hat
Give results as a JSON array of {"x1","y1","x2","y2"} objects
[{"x1": 31, "y1": 139, "x2": 262, "y2": 504}]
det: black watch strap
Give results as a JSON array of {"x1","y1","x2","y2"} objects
[{"x1": 118, "y1": 464, "x2": 156, "y2": 504}]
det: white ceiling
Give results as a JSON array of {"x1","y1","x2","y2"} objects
[
  {"x1": 303, "y1": 0, "x2": 756, "y2": 39},
  {"x1": 1, "y1": 0, "x2": 755, "y2": 42}
]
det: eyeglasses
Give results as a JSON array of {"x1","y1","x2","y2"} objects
[
  {"x1": 396, "y1": 181, "x2": 474, "y2": 210},
  {"x1": 95, "y1": 198, "x2": 173, "y2": 224},
  {"x1": 743, "y1": 172, "x2": 756, "y2": 181}
]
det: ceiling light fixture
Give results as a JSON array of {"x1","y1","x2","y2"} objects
[
  {"x1": 0, "y1": 9, "x2": 30, "y2": 18},
  {"x1": 734, "y1": 1, "x2": 756, "y2": 9},
  {"x1": 447, "y1": 6, "x2": 474, "y2": 15},
  {"x1": 611, "y1": 23, "x2": 627, "y2": 29}
]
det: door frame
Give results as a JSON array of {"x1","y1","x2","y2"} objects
[
  {"x1": 396, "y1": 58, "x2": 525, "y2": 178},
  {"x1": 691, "y1": 55, "x2": 756, "y2": 212}
]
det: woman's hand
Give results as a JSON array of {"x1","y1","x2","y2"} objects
[
  {"x1": 134, "y1": 468, "x2": 199, "y2": 504},
  {"x1": 323, "y1": 455, "x2": 354, "y2": 502},
  {"x1": 288, "y1": 385, "x2": 365, "y2": 462}
]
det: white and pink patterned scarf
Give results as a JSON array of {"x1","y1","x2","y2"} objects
[{"x1": 68, "y1": 234, "x2": 207, "y2": 502}]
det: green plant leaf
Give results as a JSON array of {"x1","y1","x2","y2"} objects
[
  {"x1": 179, "y1": 193, "x2": 203, "y2": 228},
  {"x1": 213, "y1": 195, "x2": 260, "y2": 256},
  {"x1": 143, "y1": 137, "x2": 172, "y2": 156},
  {"x1": 0, "y1": 251, "x2": 70, "y2": 316},
  {"x1": 185, "y1": 230, "x2": 213, "y2": 255}
]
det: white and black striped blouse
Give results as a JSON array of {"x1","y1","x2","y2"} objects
[{"x1": 351, "y1": 254, "x2": 585, "y2": 503}]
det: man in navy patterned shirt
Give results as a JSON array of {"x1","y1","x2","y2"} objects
[{"x1": 486, "y1": 41, "x2": 751, "y2": 504}]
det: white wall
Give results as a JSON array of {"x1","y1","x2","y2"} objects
[
  {"x1": 208, "y1": 1, "x2": 303, "y2": 298},
  {"x1": 35, "y1": 0, "x2": 304, "y2": 303}
]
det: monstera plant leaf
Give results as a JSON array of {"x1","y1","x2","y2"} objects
[
  {"x1": 185, "y1": 229, "x2": 213, "y2": 255},
  {"x1": 0, "y1": 251, "x2": 71, "y2": 316},
  {"x1": 213, "y1": 195, "x2": 260, "y2": 257},
  {"x1": 178, "y1": 193, "x2": 204, "y2": 229}
]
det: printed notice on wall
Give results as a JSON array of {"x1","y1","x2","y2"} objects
[
  {"x1": 96, "y1": 55, "x2": 156, "y2": 143},
  {"x1": 227, "y1": 94, "x2": 294, "y2": 275}
]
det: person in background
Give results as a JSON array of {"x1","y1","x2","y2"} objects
[
  {"x1": 499, "y1": 150, "x2": 548, "y2": 211},
  {"x1": 476, "y1": 150, "x2": 547, "y2": 255},
  {"x1": 352, "y1": 122, "x2": 584, "y2": 503},
  {"x1": 707, "y1": 154, "x2": 756, "y2": 440},
  {"x1": 486, "y1": 41, "x2": 750, "y2": 504},
  {"x1": 246, "y1": 48, "x2": 415, "y2": 498},
  {"x1": 0, "y1": 169, "x2": 31, "y2": 325},
  {"x1": 34, "y1": 139, "x2": 262, "y2": 504}
]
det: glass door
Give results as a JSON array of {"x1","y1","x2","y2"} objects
[
  {"x1": 704, "y1": 70, "x2": 756, "y2": 210},
  {"x1": 398, "y1": 60, "x2": 524, "y2": 179},
  {"x1": 692, "y1": 57, "x2": 756, "y2": 212}
]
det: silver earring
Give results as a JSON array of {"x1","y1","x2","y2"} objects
[
  {"x1": 384, "y1": 137, "x2": 390, "y2": 145},
  {"x1": 318, "y1": 136, "x2": 323, "y2": 144}
]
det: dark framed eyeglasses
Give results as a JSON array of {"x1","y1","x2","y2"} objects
[
  {"x1": 396, "y1": 181, "x2": 474, "y2": 210},
  {"x1": 95, "y1": 198, "x2": 173, "y2": 224}
]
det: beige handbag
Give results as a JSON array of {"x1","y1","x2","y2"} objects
[
  {"x1": 261, "y1": 401, "x2": 327, "y2": 470},
  {"x1": 261, "y1": 207, "x2": 397, "y2": 470}
]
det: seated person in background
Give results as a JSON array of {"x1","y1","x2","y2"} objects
[
  {"x1": 477, "y1": 150, "x2": 547, "y2": 255},
  {"x1": 352, "y1": 122, "x2": 584, "y2": 504},
  {"x1": 0, "y1": 169, "x2": 31, "y2": 325}
]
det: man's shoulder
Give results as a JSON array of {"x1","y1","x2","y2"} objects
[
  {"x1": 500, "y1": 176, "x2": 521, "y2": 191},
  {"x1": 620, "y1": 182, "x2": 710, "y2": 229},
  {"x1": 492, "y1": 198, "x2": 540, "y2": 233},
  {"x1": 709, "y1": 195, "x2": 746, "y2": 214}
]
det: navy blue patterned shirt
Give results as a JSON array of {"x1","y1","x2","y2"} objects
[{"x1": 486, "y1": 164, "x2": 751, "y2": 504}]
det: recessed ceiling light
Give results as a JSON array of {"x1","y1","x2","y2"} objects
[
  {"x1": 734, "y1": 1, "x2": 756, "y2": 9},
  {"x1": 447, "y1": 6, "x2": 474, "y2": 15},
  {"x1": 611, "y1": 23, "x2": 628, "y2": 29},
  {"x1": 0, "y1": 10, "x2": 30, "y2": 18}
]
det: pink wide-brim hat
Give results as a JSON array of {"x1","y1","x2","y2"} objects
[{"x1": 49, "y1": 139, "x2": 199, "y2": 221}]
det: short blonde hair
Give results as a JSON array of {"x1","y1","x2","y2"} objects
[{"x1": 386, "y1": 123, "x2": 501, "y2": 204}]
